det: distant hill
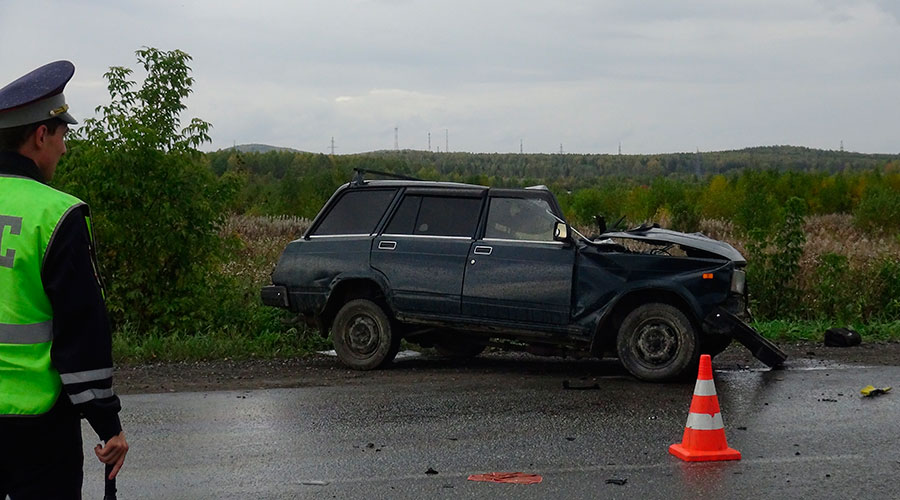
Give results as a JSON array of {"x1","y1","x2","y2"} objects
[
  {"x1": 206, "y1": 144, "x2": 900, "y2": 184},
  {"x1": 219, "y1": 143, "x2": 304, "y2": 154}
]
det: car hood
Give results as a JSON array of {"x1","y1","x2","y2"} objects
[{"x1": 597, "y1": 227, "x2": 746, "y2": 265}]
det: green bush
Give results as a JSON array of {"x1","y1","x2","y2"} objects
[
  {"x1": 854, "y1": 182, "x2": 900, "y2": 234},
  {"x1": 812, "y1": 253, "x2": 858, "y2": 323},
  {"x1": 56, "y1": 48, "x2": 239, "y2": 334},
  {"x1": 746, "y1": 197, "x2": 807, "y2": 319}
]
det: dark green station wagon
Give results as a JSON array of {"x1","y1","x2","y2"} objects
[{"x1": 262, "y1": 171, "x2": 785, "y2": 381}]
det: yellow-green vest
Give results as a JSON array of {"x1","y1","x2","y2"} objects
[{"x1": 0, "y1": 173, "x2": 84, "y2": 415}]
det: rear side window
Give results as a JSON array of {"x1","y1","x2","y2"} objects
[
  {"x1": 385, "y1": 195, "x2": 481, "y2": 237},
  {"x1": 313, "y1": 189, "x2": 396, "y2": 236}
]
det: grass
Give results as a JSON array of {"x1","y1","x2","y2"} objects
[
  {"x1": 112, "y1": 325, "x2": 331, "y2": 365},
  {"x1": 754, "y1": 320, "x2": 900, "y2": 342}
]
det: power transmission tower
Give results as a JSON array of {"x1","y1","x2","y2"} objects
[
  {"x1": 394, "y1": 127, "x2": 399, "y2": 150},
  {"x1": 520, "y1": 139, "x2": 523, "y2": 154},
  {"x1": 618, "y1": 142, "x2": 622, "y2": 155},
  {"x1": 445, "y1": 129, "x2": 449, "y2": 152},
  {"x1": 428, "y1": 132, "x2": 431, "y2": 151},
  {"x1": 329, "y1": 137, "x2": 336, "y2": 155},
  {"x1": 559, "y1": 143, "x2": 564, "y2": 154}
]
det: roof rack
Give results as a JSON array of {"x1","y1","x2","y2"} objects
[{"x1": 350, "y1": 169, "x2": 421, "y2": 186}]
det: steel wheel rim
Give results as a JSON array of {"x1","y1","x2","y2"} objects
[
  {"x1": 346, "y1": 314, "x2": 380, "y2": 356},
  {"x1": 634, "y1": 320, "x2": 679, "y2": 366}
]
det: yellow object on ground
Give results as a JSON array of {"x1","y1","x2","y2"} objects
[{"x1": 860, "y1": 385, "x2": 892, "y2": 397}]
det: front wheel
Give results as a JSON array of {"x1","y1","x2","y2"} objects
[
  {"x1": 332, "y1": 299, "x2": 400, "y2": 370},
  {"x1": 617, "y1": 303, "x2": 699, "y2": 382}
]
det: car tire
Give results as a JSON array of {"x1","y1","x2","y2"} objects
[
  {"x1": 332, "y1": 299, "x2": 400, "y2": 370},
  {"x1": 617, "y1": 303, "x2": 699, "y2": 382},
  {"x1": 434, "y1": 333, "x2": 486, "y2": 359}
]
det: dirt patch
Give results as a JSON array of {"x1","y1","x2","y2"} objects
[{"x1": 113, "y1": 340, "x2": 900, "y2": 395}]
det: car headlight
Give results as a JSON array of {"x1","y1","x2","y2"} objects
[{"x1": 730, "y1": 269, "x2": 746, "y2": 294}]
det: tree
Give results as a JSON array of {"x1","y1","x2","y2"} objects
[{"x1": 56, "y1": 47, "x2": 238, "y2": 333}]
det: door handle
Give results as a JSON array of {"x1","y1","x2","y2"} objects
[
  {"x1": 378, "y1": 240, "x2": 397, "y2": 250},
  {"x1": 474, "y1": 245, "x2": 492, "y2": 255}
]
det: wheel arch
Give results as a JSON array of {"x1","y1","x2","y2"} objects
[
  {"x1": 320, "y1": 276, "x2": 390, "y2": 335},
  {"x1": 590, "y1": 286, "x2": 702, "y2": 357}
]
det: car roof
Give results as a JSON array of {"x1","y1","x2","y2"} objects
[{"x1": 348, "y1": 179, "x2": 488, "y2": 190}]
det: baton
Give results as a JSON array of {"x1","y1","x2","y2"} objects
[{"x1": 103, "y1": 463, "x2": 117, "y2": 500}]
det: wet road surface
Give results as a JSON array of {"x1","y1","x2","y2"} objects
[{"x1": 82, "y1": 354, "x2": 899, "y2": 499}]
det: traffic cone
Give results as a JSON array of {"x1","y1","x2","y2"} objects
[{"x1": 669, "y1": 354, "x2": 741, "y2": 462}]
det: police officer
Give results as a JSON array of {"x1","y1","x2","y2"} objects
[{"x1": 0, "y1": 61, "x2": 128, "y2": 498}]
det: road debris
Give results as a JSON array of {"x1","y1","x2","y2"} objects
[
  {"x1": 860, "y1": 385, "x2": 892, "y2": 397},
  {"x1": 606, "y1": 478, "x2": 627, "y2": 485},
  {"x1": 299, "y1": 480, "x2": 329, "y2": 486},
  {"x1": 467, "y1": 472, "x2": 543, "y2": 484},
  {"x1": 824, "y1": 327, "x2": 861, "y2": 347},
  {"x1": 425, "y1": 467, "x2": 439, "y2": 475}
]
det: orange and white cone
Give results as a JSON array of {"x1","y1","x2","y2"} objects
[{"x1": 669, "y1": 354, "x2": 741, "y2": 462}]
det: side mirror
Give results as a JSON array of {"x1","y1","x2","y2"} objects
[{"x1": 553, "y1": 221, "x2": 570, "y2": 242}]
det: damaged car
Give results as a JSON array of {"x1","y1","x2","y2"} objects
[{"x1": 262, "y1": 171, "x2": 785, "y2": 381}]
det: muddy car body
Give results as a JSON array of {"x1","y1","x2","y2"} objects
[{"x1": 262, "y1": 172, "x2": 784, "y2": 381}]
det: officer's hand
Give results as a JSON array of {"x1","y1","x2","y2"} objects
[{"x1": 95, "y1": 431, "x2": 129, "y2": 479}]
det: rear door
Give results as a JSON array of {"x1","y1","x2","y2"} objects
[
  {"x1": 371, "y1": 188, "x2": 484, "y2": 315},
  {"x1": 461, "y1": 193, "x2": 575, "y2": 325}
]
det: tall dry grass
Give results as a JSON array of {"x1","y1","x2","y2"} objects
[{"x1": 221, "y1": 215, "x2": 311, "y2": 284}]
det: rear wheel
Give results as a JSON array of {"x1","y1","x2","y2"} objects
[
  {"x1": 617, "y1": 303, "x2": 699, "y2": 382},
  {"x1": 332, "y1": 299, "x2": 400, "y2": 370}
]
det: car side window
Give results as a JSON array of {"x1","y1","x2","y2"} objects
[
  {"x1": 485, "y1": 197, "x2": 556, "y2": 241},
  {"x1": 385, "y1": 195, "x2": 481, "y2": 237},
  {"x1": 313, "y1": 189, "x2": 397, "y2": 236},
  {"x1": 384, "y1": 195, "x2": 422, "y2": 235}
]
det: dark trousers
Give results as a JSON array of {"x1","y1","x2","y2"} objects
[{"x1": 0, "y1": 398, "x2": 84, "y2": 500}]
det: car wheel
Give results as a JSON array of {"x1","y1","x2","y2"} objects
[
  {"x1": 434, "y1": 332, "x2": 486, "y2": 359},
  {"x1": 617, "y1": 303, "x2": 699, "y2": 382},
  {"x1": 332, "y1": 299, "x2": 400, "y2": 370}
]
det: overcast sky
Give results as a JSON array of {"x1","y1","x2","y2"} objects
[{"x1": 2, "y1": 0, "x2": 898, "y2": 154}]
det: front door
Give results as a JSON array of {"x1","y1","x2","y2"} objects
[{"x1": 461, "y1": 195, "x2": 575, "y2": 325}]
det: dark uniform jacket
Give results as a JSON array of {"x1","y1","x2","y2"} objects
[{"x1": 0, "y1": 151, "x2": 121, "y2": 440}]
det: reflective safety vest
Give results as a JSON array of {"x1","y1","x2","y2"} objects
[{"x1": 0, "y1": 173, "x2": 85, "y2": 415}]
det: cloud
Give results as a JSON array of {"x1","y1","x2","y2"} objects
[{"x1": 3, "y1": 0, "x2": 899, "y2": 154}]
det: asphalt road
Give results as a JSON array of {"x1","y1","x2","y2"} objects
[{"x1": 82, "y1": 353, "x2": 899, "y2": 499}]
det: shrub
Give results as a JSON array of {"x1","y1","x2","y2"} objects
[
  {"x1": 746, "y1": 197, "x2": 807, "y2": 319},
  {"x1": 55, "y1": 48, "x2": 238, "y2": 334},
  {"x1": 854, "y1": 182, "x2": 900, "y2": 234}
]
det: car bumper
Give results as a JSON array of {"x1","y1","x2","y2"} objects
[
  {"x1": 703, "y1": 307, "x2": 787, "y2": 367},
  {"x1": 260, "y1": 285, "x2": 289, "y2": 308}
]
